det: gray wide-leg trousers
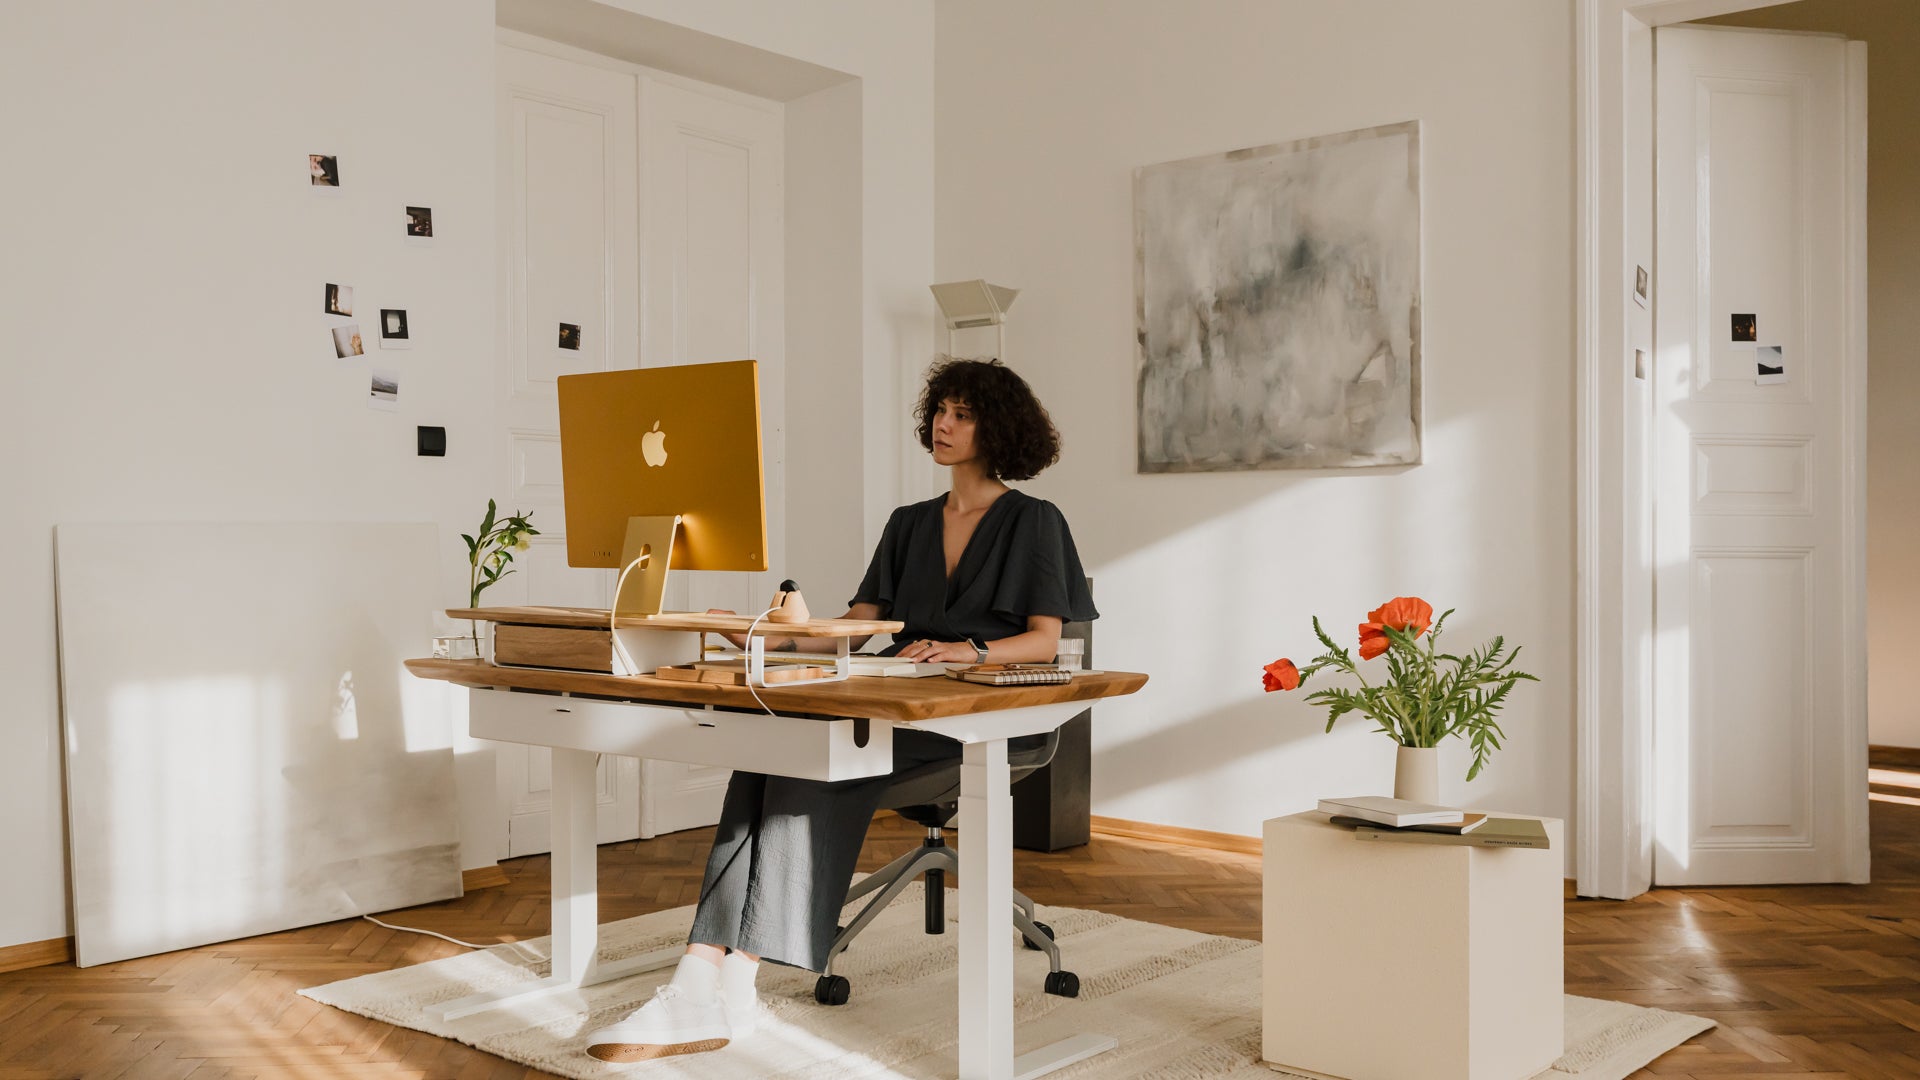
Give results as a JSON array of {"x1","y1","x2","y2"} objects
[{"x1": 687, "y1": 728, "x2": 962, "y2": 972}]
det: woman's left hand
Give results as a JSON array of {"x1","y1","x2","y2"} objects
[{"x1": 896, "y1": 638, "x2": 978, "y2": 663}]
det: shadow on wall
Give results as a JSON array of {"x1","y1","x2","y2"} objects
[{"x1": 1092, "y1": 694, "x2": 1332, "y2": 807}]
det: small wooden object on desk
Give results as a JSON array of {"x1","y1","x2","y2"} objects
[{"x1": 1262, "y1": 809, "x2": 1563, "y2": 1080}]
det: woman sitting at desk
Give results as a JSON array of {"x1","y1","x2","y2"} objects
[{"x1": 586, "y1": 358, "x2": 1097, "y2": 1062}]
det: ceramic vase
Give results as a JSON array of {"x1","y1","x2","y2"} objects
[{"x1": 1393, "y1": 745, "x2": 1441, "y2": 804}]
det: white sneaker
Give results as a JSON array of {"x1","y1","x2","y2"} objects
[
  {"x1": 584, "y1": 982, "x2": 730, "y2": 1063},
  {"x1": 720, "y1": 952, "x2": 759, "y2": 1038}
]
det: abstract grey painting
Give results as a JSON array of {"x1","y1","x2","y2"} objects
[{"x1": 1134, "y1": 120, "x2": 1422, "y2": 472}]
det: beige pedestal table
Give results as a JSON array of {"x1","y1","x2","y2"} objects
[{"x1": 1262, "y1": 810, "x2": 1564, "y2": 1080}]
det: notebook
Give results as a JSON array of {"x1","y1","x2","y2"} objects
[{"x1": 945, "y1": 663, "x2": 1073, "y2": 686}]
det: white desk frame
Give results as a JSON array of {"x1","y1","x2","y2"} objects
[{"x1": 432, "y1": 684, "x2": 1114, "y2": 1080}]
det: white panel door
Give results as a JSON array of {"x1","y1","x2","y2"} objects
[
  {"x1": 636, "y1": 75, "x2": 785, "y2": 838},
  {"x1": 495, "y1": 43, "x2": 640, "y2": 857},
  {"x1": 1652, "y1": 27, "x2": 1866, "y2": 885}
]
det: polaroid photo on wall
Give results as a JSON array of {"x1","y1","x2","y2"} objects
[
  {"x1": 405, "y1": 205, "x2": 433, "y2": 246},
  {"x1": 1731, "y1": 313, "x2": 1757, "y2": 345},
  {"x1": 379, "y1": 308, "x2": 410, "y2": 349},
  {"x1": 332, "y1": 324, "x2": 364, "y2": 358},
  {"x1": 558, "y1": 322, "x2": 582, "y2": 350},
  {"x1": 1756, "y1": 345, "x2": 1787, "y2": 385},
  {"x1": 370, "y1": 368, "x2": 398, "y2": 411},
  {"x1": 325, "y1": 282, "x2": 354, "y2": 318},
  {"x1": 309, "y1": 154, "x2": 340, "y2": 194},
  {"x1": 1633, "y1": 265, "x2": 1649, "y2": 309}
]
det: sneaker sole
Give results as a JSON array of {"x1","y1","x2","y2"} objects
[{"x1": 587, "y1": 1037, "x2": 730, "y2": 1062}]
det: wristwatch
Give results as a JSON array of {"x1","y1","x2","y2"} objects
[{"x1": 969, "y1": 638, "x2": 989, "y2": 664}]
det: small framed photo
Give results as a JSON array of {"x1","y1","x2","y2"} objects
[
  {"x1": 558, "y1": 322, "x2": 582, "y2": 350},
  {"x1": 325, "y1": 282, "x2": 353, "y2": 317},
  {"x1": 379, "y1": 308, "x2": 410, "y2": 349},
  {"x1": 405, "y1": 205, "x2": 433, "y2": 244},
  {"x1": 1731, "y1": 313, "x2": 1757, "y2": 344},
  {"x1": 370, "y1": 368, "x2": 399, "y2": 411},
  {"x1": 331, "y1": 324, "x2": 364, "y2": 358},
  {"x1": 309, "y1": 154, "x2": 340, "y2": 193},
  {"x1": 1633, "y1": 265, "x2": 1649, "y2": 308}
]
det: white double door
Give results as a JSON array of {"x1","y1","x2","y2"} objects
[
  {"x1": 1650, "y1": 26, "x2": 1866, "y2": 885},
  {"x1": 492, "y1": 40, "x2": 785, "y2": 856}
]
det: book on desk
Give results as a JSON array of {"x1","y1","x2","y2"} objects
[{"x1": 947, "y1": 663, "x2": 1074, "y2": 686}]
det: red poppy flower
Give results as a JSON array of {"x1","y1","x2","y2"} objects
[
  {"x1": 1357, "y1": 623, "x2": 1388, "y2": 660},
  {"x1": 1263, "y1": 657, "x2": 1300, "y2": 692},
  {"x1": 1368, "y1": 596, "x2": 1433, "y2": 637}
]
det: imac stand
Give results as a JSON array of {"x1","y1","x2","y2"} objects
[{"x1": 609, "y1": 514, "x2": 695, "y2": 677}]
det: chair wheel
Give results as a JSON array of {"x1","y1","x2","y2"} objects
[
  {"x1": 814, "y1": 974, "x2": 851, "y2": 1006},
  {"x1": 1023, "y1": 921, "x2": 1055, "y2": 950},
  {"x1": 1044, "y1": 970, "x2": 1080, "y2": 998}
]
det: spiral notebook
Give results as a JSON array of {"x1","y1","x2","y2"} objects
[{"x1": 945, "y1": 663, "x2": 1073, "y2": 686}]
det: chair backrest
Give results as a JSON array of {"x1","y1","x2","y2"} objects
[{"x1": 886, "y1": 580, "x2": 1092, "y2": 826}]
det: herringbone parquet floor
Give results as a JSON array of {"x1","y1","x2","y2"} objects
[{"x1": 6, "y1": 769, "x2": 1920, "y2": 1079}]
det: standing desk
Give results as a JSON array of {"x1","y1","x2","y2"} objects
[{"x1": 404, "y1": 655, "x2": 1148, "y2": 1080}]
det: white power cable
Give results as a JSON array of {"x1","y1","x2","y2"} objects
[
  {"x1": 740, "y1": 606, "x2": 781, "y2": 717},
  {"x1": 608, "y1": 552, "x2": 651, "y2": 675},
  {"x1": 361, "y1": 913, "x2": 489, "y2": 950}
]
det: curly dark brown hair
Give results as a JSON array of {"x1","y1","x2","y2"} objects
[{"x1": 914, "y1": 357, "x2": 1061, "y2": 482}]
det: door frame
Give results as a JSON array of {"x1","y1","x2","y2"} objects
[{"x1": 1575, "y1": 0, "x2": 1869, "y2": 897}]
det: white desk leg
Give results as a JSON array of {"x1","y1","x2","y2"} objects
[
  {"x1": 549, "y1": 747, "x2": 600, "y2": 984},
  {"x1": 429, "y1": 749, "x2": 682, "y2": 1022},
  {"x1": 958, "y1": 739, "x2": 1015, "y2": 1080},
  {"x1": 958, "y1": 738, "x2": 1117, "y2": 1080}
]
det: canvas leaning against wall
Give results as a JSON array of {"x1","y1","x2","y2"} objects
[{"x1": 1134, "y1": 120, "x2": 1423, "y2": 472}]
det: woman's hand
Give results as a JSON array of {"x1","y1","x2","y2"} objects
[{"x1": 895, "y1": 638, "x2": 978, "y2": 663}]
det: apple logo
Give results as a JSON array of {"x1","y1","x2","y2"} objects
[{"x1": 641, "y1": 420, "x2": 668, "y2": 467}]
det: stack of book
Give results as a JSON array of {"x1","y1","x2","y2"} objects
[{"x1": 1316, "y1": 796, "x2": 1550, "y2": 850}]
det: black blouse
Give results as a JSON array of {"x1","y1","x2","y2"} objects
[{"x1": 849, "y1": 489, "x2": 1098, "y2": 656}]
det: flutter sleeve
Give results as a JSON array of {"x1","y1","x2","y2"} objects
[
  {"x1": 991, "y1": 499, "x2": 1099, "y2": 624},
  {"x1": 849, "y1": 505, "x2": 912, "y2": 615}
]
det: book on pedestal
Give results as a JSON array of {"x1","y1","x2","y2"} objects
[{"x1": 1316, "y1": 796, "x2": 1464, "y2": 828}]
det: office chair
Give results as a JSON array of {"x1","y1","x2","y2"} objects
[{"x1": 813, "y1": 729, "x2": 1078, "y2": 1007}]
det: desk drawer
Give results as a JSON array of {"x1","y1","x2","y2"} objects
[{"x1": 469, "y1": 691, "x2": 895, "y2": 783}]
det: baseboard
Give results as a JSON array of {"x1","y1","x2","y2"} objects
[
  {"x1": 0, "y1": 936, "x2": 73, "y2": 973},
  {"x1": 462, "y1": 864, "x2": 512, "y2": 891},
  {"x1": 0, "y1": 870, "x2": 504, "y2": 973},
  {"x1": 1870, "y1": 745, "x2": 1920, "y2": 769},
  {"x1": 1090, "y1": 815, "x2": 1262, "y2": 856}
]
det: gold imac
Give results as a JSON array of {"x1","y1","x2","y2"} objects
[{"x1": 556, "y1": 360, "x2": 767, "y2": 618}]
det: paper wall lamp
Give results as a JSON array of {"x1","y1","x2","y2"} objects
[{"x1": 930, "y1": 279, "x2": 1019, "y2": 359}]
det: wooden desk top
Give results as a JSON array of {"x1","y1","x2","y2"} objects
[
  {"x1": 448, "y1": 605, "x2": 904, "y2": 638},
  {"x1": 405, "y1": 658, "x2": 1147, "y2": 723}
]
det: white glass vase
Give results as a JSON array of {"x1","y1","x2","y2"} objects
[{"x1": 1393, "y1": 745, "x2": 1441, "y2": 804}]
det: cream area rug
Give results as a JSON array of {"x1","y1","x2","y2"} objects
[{"x1": 301, "y1": 883, "x2": 1712, "y2": 1079}]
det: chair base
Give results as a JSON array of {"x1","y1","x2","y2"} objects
[{"x1": 820, "y1": 826, "x2": 1073, "y2": 1005}]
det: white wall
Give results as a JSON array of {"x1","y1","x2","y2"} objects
[
  {"x1": 936, "y1": 0, "x2": 1577, "y2": 837},
  {"x1": 1700, "y1": 1, "x2": 1920, "y2": 746},
  {"x1": 0, "y1": 0, "x2": 936, "y2": 953},
  {"x1": 0, "y1": 0, "x2": 497, "y2": 954}
]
